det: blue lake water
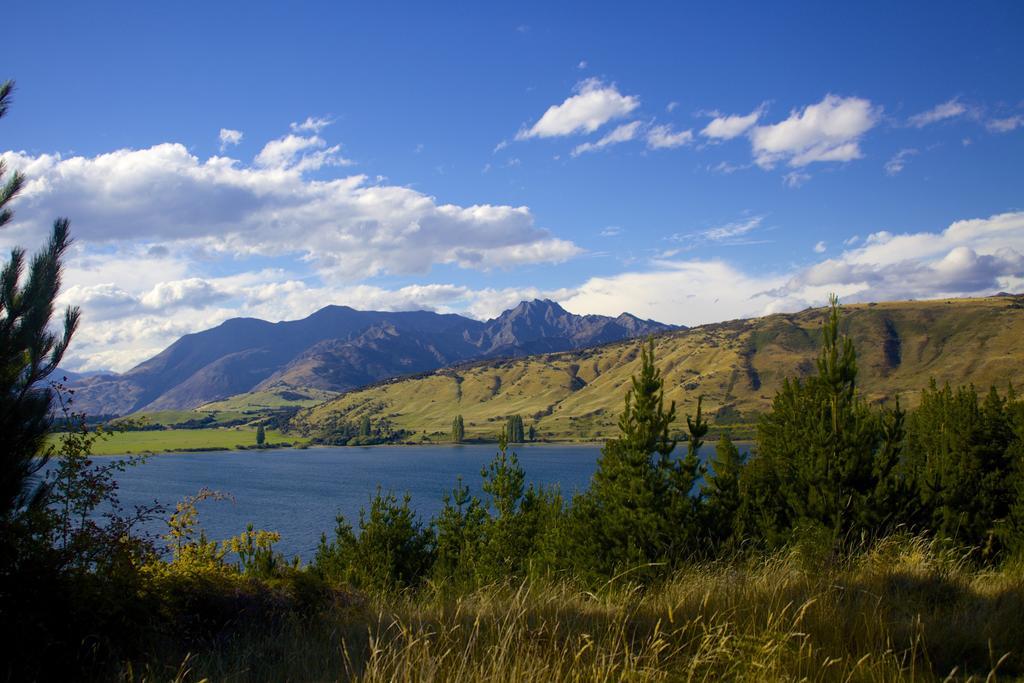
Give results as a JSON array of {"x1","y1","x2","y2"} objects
[{"x1": 81, "y1": 442, "x2": 746, "y2": 561}]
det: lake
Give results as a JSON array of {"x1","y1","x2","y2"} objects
[{"x1": 80, "y1": 442, "x2": 745, "y2": 561}]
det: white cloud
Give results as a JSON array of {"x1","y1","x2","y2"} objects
[
  {"x1": 908, "y1": 98, "x2": 967, "y2": 127},
  {"x1": 749, "y1": 94, "x2": 879, "y2": 168},
  {"x1": 783, "y1": 171, "x2": 811, "y2": 188},
  {"x1": 600, "y1": 226, "x2": 622, "y2": 237},
  {"x1": 701, "y1": 106, "x2": 763, "y2": 140},
  {"x1": 577, "y1": 60, "x2": 588, "y2": 69},
  {"x1": 671, "y1": 215, "x2": 765, "y2": 248},
  {"x1": 139, "y1": 277, "x2": 229, "y2": 310},
  {"x1": 1, "y1": 135, "x2": 581, "y2": 282},
  {"x1": 844, "y1": 235, "x2": 860, "y2": 246},
  {"x1": 493, "y1": 140, "x2": 509, "y2": 153},
  {"x1": 218, "y1": 128, "x2": 243, "y2": 151},
  {"x1": 703, "y1": 216, "x2": 762, "y2": 242},
  {"x1": 987, "y1": 115, "x2": 1023, "y2": 133},
  {"x1": 709, "y1": 161, "x2": 749, "y2": 174},
  {"x1": 646, "y1": 124, "x2": 693, "y2": 150},
  {"x1": 516, "y1": 78, "x2": 640, "y2": 139},
  {"x1": 666, "y1": 101, "x2": 679, "y2": 113},
  {"x1": 814, "y1": 241, "x2": 827, "y2": 253},
  {"x1": 884, "y1": 148, "x2": 918, "y2": 176},
  {"x1": 254, "y1": 133, "x2": 353, "y2": 170},
  {"x1": 563, "y1": 260, "x2": 790, "y2": 327},
  {"x1": 572, "y1": 121, "x2": 642, "y2": 156},
  {"x1": 290, "y1": 116, "x2": 333, "y2": 134},
  {"x1": 562, "y1": 211, "x2": 1024, "y2": 328}
]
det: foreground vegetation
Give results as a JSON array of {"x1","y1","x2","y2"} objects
[{"x1": 122, "y1": 539, "x2": 1024, "y2": 681}]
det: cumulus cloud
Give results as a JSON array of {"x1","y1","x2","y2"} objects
[
  {"x1": 562, "y1": 260, "x2": 790, "y2": 327},
  {"x1": 884, "y1": 148, "x2": 918, "y2": 175},
  {"x1": 777, "y1": 211, "x2": 1024, "y2": 303},
  {"x1": 749, "y1": 94, "x2": 880, "y2": 169},
  {"x1": 1, "y1": 136, "x2": 581, "y2": 281},
  {"x1": 516, "y1": 78, "x2": 639, "y2": 139},
  {"x1": 218, "y1": 128, "x2": 243, "y2": 151},
  {"x1": 813, "y1": 241, "x2": 827, "y2": 254},
  {"x1": 254, "y1": 133, "x2": 353, "y2": 170},
  {"x1": 908, "y1": 98, "x2": 967, "y2": 127},
  {"x1": 987, "y1": 115, "x2": 1023, "y2": 133},
  {"x1": 646, "y1": 124, "x2": 693, "y2": 149},
  {"x1": 701, "y1": 105, "x2": 763, "y2": 140},
  {"x1": 571, "y1": 121, "x2": 642, "y2": 156},
  {"x1": 565, "y1": 212, "x2": 1024, "y2": 328}
]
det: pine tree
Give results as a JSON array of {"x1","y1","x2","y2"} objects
[
  {"x1": 451, "y1": 414, "x2": 465, "y2": 443},
  {"x1": 563, "y1": 339, "x2": 689, "y2": 579},
  {"x1": 905, "y1": 382, "x2": 1016, "y2": 556},
  {"x1": 752, "y1": 295, "x2": 901, "y2": 546},
  {"x1": 0, "y1": 80, "x2": 80, "y2": 519},
  {"x1": 432, "y1": 476, "x2": 487, "y2": 586},
  {"x1": 702, "y1": 433, "x2": 745, "y2": 548},
  {"x1": 359, "y1": 415, "x2": 372, "y2": 438},
  {"x1": 256, "y1": 424, "x2": 266, "y2": 446}
]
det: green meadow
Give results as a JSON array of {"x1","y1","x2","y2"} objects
[{"x1": 48, "y1": 426, "x2": 305, "y2": 455}]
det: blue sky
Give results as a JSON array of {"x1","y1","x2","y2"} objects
[{"x1": 2, "y1": 1, "x2": 1023, "y2": 371}]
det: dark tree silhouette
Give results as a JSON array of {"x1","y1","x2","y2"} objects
[{"x1": 0, "y1": 79, "x2": 80, "y2": 519}]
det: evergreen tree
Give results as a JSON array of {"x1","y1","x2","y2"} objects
[
  {"x1": 434, "y1": 433, "x2": 562, "y2": 584},
  {"x1": 702, "y1": 434, "x2": 745, "y2": 548},
  {"x1": 451, "y1": 414, "x2": 465, "y2": 443},
  {"x1": 313, "y1": 488, "x2": 434, "y2": 592},
  {"x1": 528, "y1": 424, "x2": 537, "y2": 441},
  {"x1": 256, "y1": 424, "x2": 266, "y2": 446},
  {"x1": 904, "y1": 381, "x2": 1017, "y2": 556},
  {"x1": 0, "y1": 80, "x2": 80, "y2": 519},
  {"x1": 562, "y1": 339, "x2": 699, "y2": 580},
  {"x1": 505, "y1": 414, "x2": 525, "y2": 443},
  {"x1": 432, "y1": 476, "x2": 487, "y2": 586},
  {"x1": 751, "y1": 295, "x2": 903, "y2": 546},
  {"x1": 359, "y1": 415, "x2": 372, "y2": 438}
]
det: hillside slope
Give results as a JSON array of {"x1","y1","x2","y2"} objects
[{"x1": 291, "y1": 296, "x2": 1024, "y2": 442}]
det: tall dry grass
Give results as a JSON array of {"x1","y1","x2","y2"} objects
[{"x1": 121, "y1": 536, "x2": 1024, "y2": 682}]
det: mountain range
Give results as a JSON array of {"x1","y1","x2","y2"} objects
[
  {"x1": 65, "y1": 300, "x2": 674, "y2": 416},
  {"x1": 292, "y1": 295, "x2": 1024, "y2": 443}
]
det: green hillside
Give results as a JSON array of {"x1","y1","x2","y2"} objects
[{"x1": 290, "y1": 295, "x2": 1024, "y2": 443}]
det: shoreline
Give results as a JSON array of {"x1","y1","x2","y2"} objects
[{"x1": 51, "y1": 438, "x2": 755, "y2": 458}]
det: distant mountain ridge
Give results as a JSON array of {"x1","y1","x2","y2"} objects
[
  {"x1": 292, "y1": 295, "x2": 1024, "y2": 443},
  {"x1": 67, "y1": 300, "x2": 674, "y2": 416}
]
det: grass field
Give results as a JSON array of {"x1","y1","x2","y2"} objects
[
  {"x1": 199, "y1": 388, "x2": 339, "y2": 411},
  {"x1": 115, "y1": 409, "x2": 251, "y2": 428},
  {"x1": 122, "y1": 537, "x2": 1024, "y2": 682},
  {"x1": 48, "y1": 427, "x2": 307, "y2": 455}
]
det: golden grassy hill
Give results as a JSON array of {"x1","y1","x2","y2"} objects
[{"x1": 290, "y1": 295, "x2": 1024, "y2": 442}]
